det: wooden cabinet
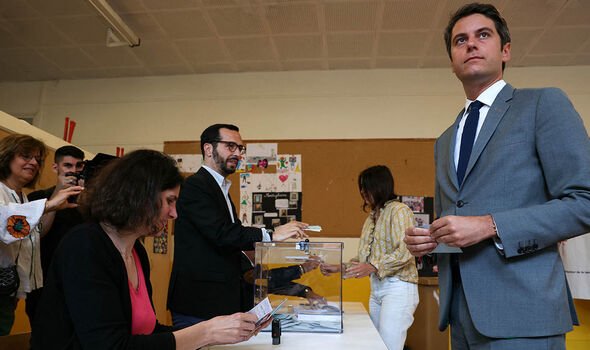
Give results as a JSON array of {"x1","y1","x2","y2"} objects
[{"x1": 406, "y1": 277, "x2": 449, "y2": 350}]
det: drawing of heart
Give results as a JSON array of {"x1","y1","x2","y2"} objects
[
  {"x1": 279, "y1": 174, "x2": 289, "y2": 183},
  {"x1": 257, "y1": 159, "x2": 268, "y2": 168}
]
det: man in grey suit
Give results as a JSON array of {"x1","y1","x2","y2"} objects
[{"x1": 404, "y1": 3, "x2": 590, "y2": 349}]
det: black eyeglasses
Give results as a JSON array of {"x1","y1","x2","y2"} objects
[
  {"x1": 18, "y1": 153, "x2": 43, "y2": 164},
  {"x1": 214, "y1": 141, "x2": 246, "y2": 154}
]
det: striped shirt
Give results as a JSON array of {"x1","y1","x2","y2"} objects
[{"x1": 356, "y1": 200, "x2": 418, "y2": 283}]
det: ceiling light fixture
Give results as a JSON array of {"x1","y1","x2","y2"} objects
[{"x1": 87, "y1": 0, "x2": 140, "y2": 47}]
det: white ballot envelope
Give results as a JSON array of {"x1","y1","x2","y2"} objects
[
  {"x1": 432, "y1": 243, "x2": 463, "y2": 253},
  {"x1": 305, "y1": 225, "x2": 322, "y2": 232},
  {"x1": 416, "y1": 224, "x2": 463, "y2": 254},
  {"x1": 248, "y1": 297, "x2": 288, "y2": 328}
]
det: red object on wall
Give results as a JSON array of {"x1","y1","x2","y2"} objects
[
  {"x1": 63, "y1": 117, "x2": 77, "y2": 143},
  {"x1": 67, "y1": 120, "x2": 76, "y2": 143},
  {"x1": 63, "y1": 117, "x2": 69, "y2": 140}
]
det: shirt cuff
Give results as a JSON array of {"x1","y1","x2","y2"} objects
[
  {"x1": 490, "y1": 215, "x2": 505, "y2": 255},
  {"x1": 261, "y1": 228, "x2": 271, "y2": 242}
]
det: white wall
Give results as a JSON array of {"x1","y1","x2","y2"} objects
[
  {"x1": 1, "y1": 66, "x2": 589, "y2": 155},
  {"x1": 1, "y1": 66, "x2": 589, "y2": 252}
]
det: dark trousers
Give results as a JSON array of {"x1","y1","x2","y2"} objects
[
  {"x1": 0, "y1": 294, "x2": 17, "y2": 335},
  {"x1": 25, "y1": 288, "x2": 42, "y2": 329}
]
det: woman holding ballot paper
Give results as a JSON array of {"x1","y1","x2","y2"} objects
[
  {"x1": 32, "y1": 150, "x2": 261, "y2": 350},
  {"x1": 344, "y1": 165, "x2": 419, "y2": 350}
]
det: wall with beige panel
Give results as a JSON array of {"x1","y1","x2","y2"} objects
[{"x1": 1, "y1": 66, "x2": 588, "y2": 155}]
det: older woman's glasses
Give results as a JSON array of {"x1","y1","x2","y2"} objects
[
  {"x1": 19, "y1": 153, "x2": 43, "y2": 164},
  {"x1": 215, "y1": 141, "x2": 247, "y2": 155}
]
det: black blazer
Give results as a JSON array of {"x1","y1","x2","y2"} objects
[
  {"x1": 167, "y1": 167, "x2": 263, "y2": 319},
  {"x1": 27, "y1": 186, "x2": 84, "y2": 276},
  {"x1": 32, "y1": 222, "x2": 174, "y2": 350}
]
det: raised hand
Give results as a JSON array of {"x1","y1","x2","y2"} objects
[{"x1": 273, "y1": 221, "x2": 309, "y2": 241}]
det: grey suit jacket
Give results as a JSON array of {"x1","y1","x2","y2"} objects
[{"x1": 435, "y1": 84, "x2": 590, "y2": 338}]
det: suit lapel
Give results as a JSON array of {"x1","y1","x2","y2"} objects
[
  {"x1": 463, "y1": 84, "x2": 514, "y2": 182},
  {"x1": 447, "y1": 110, "x2": 465, "y2": 190},
  {"x1": 228, "y1": 193, "x2": 238, "y2": 223},
  {"x1": 199, "y1": 167, "x2": 233, "y2": 222}
]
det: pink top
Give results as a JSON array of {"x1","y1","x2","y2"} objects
[{"x1": 129, "y1": 249, "x2": 156, "y2": 335}]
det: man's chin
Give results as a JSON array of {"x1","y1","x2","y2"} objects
[
  {"x1": 223, "y1": 167, "x2": 237, "y2": 175},
  {"x1": 223, "y1": 163, "x2": 237, "y2": 175}
]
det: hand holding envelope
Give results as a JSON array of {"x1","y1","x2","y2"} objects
[
  {"x1": 247, "y1": 297, "x2": 288, "y2": 332},
  {"x1": 404, "y1": 223, "x2": 462, "y2": 257}
]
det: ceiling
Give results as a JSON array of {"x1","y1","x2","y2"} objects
[{"x1": 0, "y1": 0, "x2": 589, "y2": 82}]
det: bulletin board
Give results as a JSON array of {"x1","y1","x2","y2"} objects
[{"x1": 164, "y1": 138, "x2": 435, "y2": 238}]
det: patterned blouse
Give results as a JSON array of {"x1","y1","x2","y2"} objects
[{"x1": 356, "y1": 200, "x2": 418, "y2": 283}]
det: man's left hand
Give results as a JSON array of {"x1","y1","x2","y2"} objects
[{"x1": 429, "y1": 215, "x2": 496, "y2": 248}]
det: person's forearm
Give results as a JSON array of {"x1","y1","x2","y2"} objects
[
  {"x1": 173, "y1": 322, "x2": 211, "y2": 350},
  {"x1": 39, "y1": 210, "x2": 56, "y2": 237}
]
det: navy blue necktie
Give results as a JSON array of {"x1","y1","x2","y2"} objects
[{"x1": 457, "y1": 100, "x2": 484, "y2": 186}]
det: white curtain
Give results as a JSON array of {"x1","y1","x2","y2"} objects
[{"x1": 560, "y1": 233, "x2": 590, "y2": 300}]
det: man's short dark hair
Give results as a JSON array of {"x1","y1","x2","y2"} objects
[
  {"x1": 444, "y1": 2, "x2": 511, "y2": 70},
  {"x1": 199, "y1": 124, "x2": 240, "y2": 154},
  {"x1": 54, "y1": 145, "x2": 84, "y2": 163}
]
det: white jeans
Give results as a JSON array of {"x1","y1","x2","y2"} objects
[{"x1": 369, "y1": 275, "x2": 419, "y2": 350}]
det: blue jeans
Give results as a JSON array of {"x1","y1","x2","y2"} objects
[
  {"x1": 172, "y1": 311, "x2": 206, "y2": 330},
  {"x1": 369, "y1": 275, "x2": 419, "y2": 350}
]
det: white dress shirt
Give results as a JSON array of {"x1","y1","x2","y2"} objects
[
  {"x1": 201, "y1": 165, "x2": 271, "y2": 241},
  {"x1": 454, "y1": 80, "x2": 507, "y2": 169}
]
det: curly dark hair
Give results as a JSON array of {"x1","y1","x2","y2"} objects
[
  {"x1": 0, "y1": 134, "x2": 46, "y2": 189},
  {"x1": 83, "y1": 150, "x2": 183, "y2": 233},
  {"x1": 358, "y1": 165, "x2": 397, "y2": 213},
  {"x1": 444, "y1": 2, "x2": 511, "y2": 71}
]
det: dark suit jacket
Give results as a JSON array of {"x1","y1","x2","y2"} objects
[
  {"x1": 27, "y1": 187, "x2": 84, "y2": 276},
  {"x1": 32, "y1": 222, "x2": 174, "y2": 350},
  {"x1": 167, "y1": 167, "x2": 264, "y2": 319},
  {"x1": 435, "y1": 84, "x2": 590, "y2": 338}
]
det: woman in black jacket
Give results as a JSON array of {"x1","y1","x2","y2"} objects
[{"x1": 32, "y1": 150, "x2": 259, "y2": 350}]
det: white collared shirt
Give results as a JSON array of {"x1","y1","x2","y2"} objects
[
  {"x1": 202, "y1": 165, "x2": 235, "y2": 223},
  {"x1": 454, "y1": 80, "x2": 506, "y2": 169},
  {"x1": 201, "y1": 165, "x2": 271, "y2": 241}
]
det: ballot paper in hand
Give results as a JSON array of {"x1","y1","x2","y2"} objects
[
  {"x1": 248, "y1": 297, "x2": 288, "y2": 328},
  {"x1": 432, "y1": 243, "x2": 463, "y2": 253},
  {"x1": 305, "y1": 225, "x2": 322, "y2": 232},
  {"x1": 415, "y1": 224, "x2": 462, "y2": 253}
]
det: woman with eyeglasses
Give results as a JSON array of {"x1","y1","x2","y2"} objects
[
  {"x1": 0, "y1": 134, "x2": 81, "y2": 335},
  {"x1": 33, "y1": 150, "x2": 262, "y2": 349},
  {"x1": 344, "y1": 165, "x2": 419, "y2": 350}
]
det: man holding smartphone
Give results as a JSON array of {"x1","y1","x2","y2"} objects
[{"x1": 26, "y1": 145, "x2": 86, "y2": 326}]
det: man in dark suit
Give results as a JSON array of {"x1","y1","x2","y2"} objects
[
  {"x1": 26, "y1": 145, "x2": 85, "y2": 326},
  {"x1": 167, "y1": 124, "x2": 308, "y2": 329},
  {"x1": 404, "y1": 3, "x2": 590, "y2": 349}
]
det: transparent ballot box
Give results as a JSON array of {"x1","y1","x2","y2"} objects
[{"x1": 254, "y1": 241, "x2": 343, "y2": 333}]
